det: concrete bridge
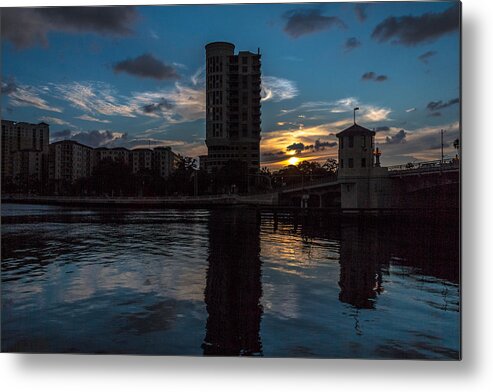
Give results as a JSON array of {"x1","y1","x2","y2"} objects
[{"x1": 278, "y1": 158, "x2": 459, "y2": 210}]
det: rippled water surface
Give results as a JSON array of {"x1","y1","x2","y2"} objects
[{"x1": 1, "y1": 204, "x2": 460, "y2": 358}]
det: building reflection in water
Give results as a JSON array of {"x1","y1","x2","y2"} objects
[
  {"x1": 337, "y1": 217, "x2": 459, "y2": 310},
  {"x1": 338, "y1": 222, "x2": 389, "y2": 309},
  {"x1": 202, "y1": 209, "x2": 263, "y2": 356}
]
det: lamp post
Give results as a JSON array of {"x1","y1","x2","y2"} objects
[
  {"x1": 440, "y1": 129, "x2": 445, "y2": 165},
  {"x1": 353, "y1": 107, "x2": 360, "y2": 124}
]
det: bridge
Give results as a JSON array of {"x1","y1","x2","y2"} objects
[{"x1": 277, "y1": 158, "x2": 460, "y2": 210}]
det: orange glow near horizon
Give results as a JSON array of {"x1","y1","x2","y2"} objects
[{"x1": 287, "y1": 156, "x2": 300, "y2": 166}]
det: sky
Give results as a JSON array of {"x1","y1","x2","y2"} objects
[{"x1": 1, "y1": 1, "x2": 461, "y2": 168}]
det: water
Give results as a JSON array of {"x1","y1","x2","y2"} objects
[{"x1": 1, "y1": 204, "x2": 460, "y2": 358}]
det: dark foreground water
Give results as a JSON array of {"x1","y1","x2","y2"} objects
[{"x1": 1, "y1": 204, "x2": 460, "y2": 359}]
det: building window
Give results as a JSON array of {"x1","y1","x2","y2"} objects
[
  {"x1": 361, "y1": 158, "x2": 366, "y2": 168},
  {"x1": 362, "y1": 136, "x2": 366, "y2": 147},
  {"x1": 340, "y1": 159, "x2": 344, "y2": 168},
  {"x1": 340, "y1": 137, "x2": 344, "y2": 149},
  {"x1": 349, "y1": 136, "x2": 354, "y2": 148},
  {"x1": 348, "y1": 158, "x2": 354, "y2": 168}
]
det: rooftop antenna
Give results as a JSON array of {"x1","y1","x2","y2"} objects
[{"x1": 353, "y1": 107, "x2": 360, "y2": 124}]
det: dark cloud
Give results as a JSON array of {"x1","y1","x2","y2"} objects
[
  {"x1": 52, "y1": 130, "x2": 128, "y2": 147},
  {"x1": 418, "y1": 50, "x2": 437, "y2": 64},
  {"x1": 362, "y1": 72, "x2": 388, "y2": 82},
  {"x1": 286, "y1": 142, "x2": 305, "y2": 154},
  {"x1": 286, "y1": 139, "x2": 337, "y2": 154},
  {"x1": 1, "y1": 7, "x2": 139, "y2": 49},
  {"x1": 427, "y1": 98, "x2": 460, "y2": 112},
  {"x1": 354, "y1": 4, "x2": 369, "y2": 22},
  {"x1": 263, "y1": 150, "x2": 286, "y2": 158},
  {"x1": 371, "y1": 5, "x2": 460, "y2": 46},
  {"x1": 344, "y1": 37, "x2": 362, "y2": 52},
  {"x1": 362, "y1": 72, "x2": 376, "y2": 80},
  {"x1": 1, "y1": 78, "x2": 19, "y2": 95},
  {"x1": 307, "y1": 139, "x2": 338, "y2": 151},
  {"x1": 386, "y1": 130, "x2": 407, "y2": 144},
  {"x1": 375, "y1": 126, "x2": 390, "y2": 132},
  {"x1": 283, "y1": 9, "x2": 346, "y2": 38},
  {"x1": 51, "y1": 129, "x2": 73, "y2": 138},
  {"x1": 142, "y1": 98, "x2": 175, "y2": 114},
  {"x1": 113, "y1": 54, "x2": 179, "y2": 80}
]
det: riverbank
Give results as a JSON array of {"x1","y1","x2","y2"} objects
[{"x1": 1, "y1": 193, "x2": 279, "y2": 208}]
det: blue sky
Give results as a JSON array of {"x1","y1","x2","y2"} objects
[{"x1": 1, "y1": 2, "x2": 460, "y2": 167}]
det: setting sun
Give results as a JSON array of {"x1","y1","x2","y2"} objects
[{"x1": 288, "y1": 156, "x2": 300, "y2": 166}]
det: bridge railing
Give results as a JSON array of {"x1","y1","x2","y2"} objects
[
  {"x1": 276, "y1": 176, "x2": 338, "y2": 193},
  {"x1": 387, "y1": 158, "x2": 459, "y2": 174}
]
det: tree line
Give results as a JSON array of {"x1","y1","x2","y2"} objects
[{"x1": 3, "y1": 156, "x2": 339, "y2": 196}]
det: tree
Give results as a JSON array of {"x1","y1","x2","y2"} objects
[
  {"x1": 322, "y1": 158, "x2": 338, "y2": 175},
  {"x1": 167, "y1": 155, "x2": 198, "y2": 195},
  {"x1": 85, "y1": 158, "x2": 135, "y2": 196}
]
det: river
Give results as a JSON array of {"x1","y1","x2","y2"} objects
[{"x1": 1, "y1": 203, "x2": 460, "y2": 358}]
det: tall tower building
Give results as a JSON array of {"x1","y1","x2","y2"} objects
[{"x1": 203, "y1": 42, "x2": 261, "y2": 174}]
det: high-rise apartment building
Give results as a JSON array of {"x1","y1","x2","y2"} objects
[
  {"x1": 49, "y1": 140, "x2": 93, "y2": 184},
  {"x1": 203, "y1": 42, "x2": 261, "y2": 174},
  {"x1": 1, "y1": 120, "x2": 49, "y2": 185},
  {"x1": 153, "y1": 147, "x2": 179, "y2": 179}
]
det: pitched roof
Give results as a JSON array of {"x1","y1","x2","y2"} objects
[{"x1": 336, "y1": 123, "x2": 375, "y2": 137}]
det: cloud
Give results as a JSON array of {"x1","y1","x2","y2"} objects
[
  {"x1": 285, "y1": 139, "x2": 337, "y2": 154},
  {"x1": 406, "y1": 107, "x2": 417, "y2": 113},
  {"x1": 371, "y1": 5, "x2": 460, "y2": 46},
  {"x1": 130, "y1": 82, "x2": 206, "y2": 123},
  {"x1": 113, "y1": 54, "x2": 179, "y2": 80},
  {"x1": 3, "y1": 81, "x2": 63, "y2": 113},
  {"x1": 427, "y1": 98, "x2": 460, "y2": 112},
  {"x1": 362, "y1": 72, "x2": 388, "y2": 82},
  {"x1": 141, "y1": 98, "x2": 174, "y2": 114},
  {"x1": 51, "y1": 129, "x2": 73, "y2": 139},
  {"x1": 418, "y1": 50, "x2": 437, "y2": 64},
  {"x1": 362, "y1": 106, "x2": 392, "y2": 122},
  {"x1": 375, "y1": 126, "x2": 390, "y2": 132},
  {"x1": 286, "y1": 142, "x2": 306, "y2": 154},
  {"x1": 278, "y1": 97, "x2": 391, "y2": 124},
  {"x1": 385, "y1": 129, "x2": 407, "y2": 144},
  {"x1": 283, "y1": 9, "x2": 346, "y2": 38},
  {"x1": 38, "y1": 116, "x2": 75, "y2": 127},
  {"x1": 191, "y1": 65, "x2": 205, "y2": 86},
  {"x1": 1, "y1": 6, "x2": 138, "y2": 49},
  {"x1": 52, "y1": 79, "x2": 205, "y2": 124},
  {"x1": 261, "y1": 76, "x2": 299, "y2": 102},
  {"x1": 362, "y1": 72, "x2": 376, "y2": 81},
  {"x1": 374, "y1": 121, "x2": 459, "y2": 164},
  {"x1": 429, "y1": 112, "x2": 442, "y2": 117},
  {"x1": 54, "y1": 81, "x2": 136, "y2": 117},
  {"x1": 51, "y1": 130, "x2": 127, "y2": 148},
  {"x1": 1, "y1": 78, "x2": 19, "y2": 94},
  {"x1": 76, "y1": 114, "x2": 111, "y2": 124},
  {"x1": 344, "y1": 37, "x2": 361, "y2": 52},
  {"x1": 354, "y1": 4, "x2": 368, "y2": 22}
]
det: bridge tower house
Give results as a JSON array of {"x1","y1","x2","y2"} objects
[{"x1": 336, "y1": 123, "x2": 390, "y2": 210}]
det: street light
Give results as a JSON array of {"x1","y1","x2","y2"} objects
[
  {"x1": 353, "y1": 107, "x2": 360, "y2": 124},
  {"x1": 440, "y1": 129, "x2": 445, "y2": 165}
]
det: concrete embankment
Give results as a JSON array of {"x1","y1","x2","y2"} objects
[{"x1": 1, "y1": 193, "x2": 279, "y2": 208}]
